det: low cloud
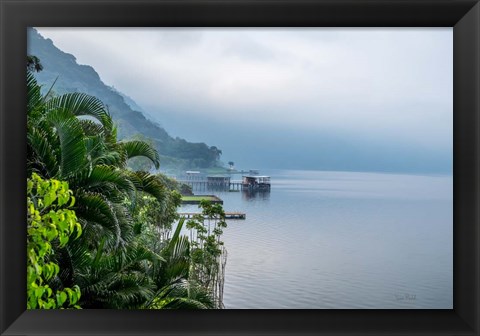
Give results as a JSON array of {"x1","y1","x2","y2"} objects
[{"x1": 35, "y1": 27, "x2": 453, "y2": 172}]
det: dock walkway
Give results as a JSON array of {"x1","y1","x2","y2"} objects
[
  {"x1": 178, "y1": 180, "x2": 243, "y2": 191},
  {"x1": 179, "y1": 212, "x2": 246, "y2": 220}
]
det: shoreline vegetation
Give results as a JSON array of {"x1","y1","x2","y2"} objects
[{"x1": 26, "y1": 57, "x2": 228, "y2": 309}]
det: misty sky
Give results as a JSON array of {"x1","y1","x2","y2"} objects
[{"x1": 36, "y1": 28, "x2": 453, "y2": 173}]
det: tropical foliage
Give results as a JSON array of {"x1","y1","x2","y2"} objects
[
  {"x1": 27, "y1": 63, "x2": 227, "y2": 309},
  {"x1": 27, "y1": 173, "x2": 82, "y2": 309},
  {"x1": 186, "y1": 200, "x2": 228, "y2": 308}
]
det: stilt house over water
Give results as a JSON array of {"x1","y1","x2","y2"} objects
[{"x1": 242, "y1": 175, "x2": 271, "y2": 191}]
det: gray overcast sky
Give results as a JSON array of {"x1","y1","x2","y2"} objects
[{"x1": 36, "y1": 28, "x2": 453, "y2": 173}]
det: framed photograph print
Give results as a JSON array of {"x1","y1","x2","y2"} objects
[{"x1": 1, "y1": 0, "x2": 479, "y2": 335}]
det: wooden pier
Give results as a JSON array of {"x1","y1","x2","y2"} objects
[
  {"x1": 181, "y1": 195, "x2": 223, "y2": 205},
  {"x1": 178, "y1": 172, "x2": 270, "y2": 192},
  {"x1": 178, "y1": 179, "x2": 271, "y2": 192},
  {"x1": 179, "y1": 212, "x2": 246, "y2": 220},
  {"x1": 178, "y1": 180, "x2": 243, "y2": 191}
]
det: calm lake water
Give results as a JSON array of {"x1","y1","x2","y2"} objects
[{"x1": 181, "y1": 170, "x2": 453, "y2": 309}]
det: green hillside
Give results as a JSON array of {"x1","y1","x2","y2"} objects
[{"x1": 27, "y1": 28, "x2": 223, "y2": 172}]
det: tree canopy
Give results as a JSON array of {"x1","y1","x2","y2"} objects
[{"x1": 27, "y1": 67, "x2": 227, "y2": 309}]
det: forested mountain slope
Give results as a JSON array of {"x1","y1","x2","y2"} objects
[{"x1": 27, "y1": 28, "x2": 222, "y2": 171}]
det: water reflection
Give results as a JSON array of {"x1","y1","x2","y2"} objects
[{"x1": 242, "y1": 189, "x2": 271, "y2": 201}]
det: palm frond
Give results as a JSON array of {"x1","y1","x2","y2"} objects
[
  {"x1": 81, "y1": 165, "x2": 136, "y2": 196},
  {"x1": 93, "y1": 150, "x2": 125, "y2": 167},
  {"x1": 104, "y1": 274, "x2": 155, "y2": 309},
  {"x1": 74, "y1": 192, "x2": 121, "y2": 248},
  {"x1": 55, "y1": 238, "x2": 93, "y2": 289},
  {"x1": 79, "y1": 119, "x2": 105, "y2": 137},
  {"x1": 150, "y1": 279, "x2": 214, "y2": 309},
  {"x1": 45, "y1": 108, "x2": 88, "y2": 178},
  {"x1": 45, "y1": 92, "x2": 113, "y2": 133},
  {"x1": 159, "y1": 236, "x2": 190, "y2": 286},
  {"x1": 153, "y1": 220, "x2": 191, "y2": 288},
  {"x1": 27, "y1": 71, "x2": 43, "y2": 118},
  {"x1": 27, "y1": 125, "x2": 59, "y2": 178},
  {"x1": 157, "y1": 297, "x2": 212, "y2": 309},
  {"x1": 127, "y1": 171, "x2": 167, "y2": 203},
  {"x1": 77, "y1": 242, "x2": 159, "y2": 308},
  {"x1": 113, "y1": 203, "x2": 135, "y2": 246},
  {"x1": 164, "y1": 218, "x2": 187, "y2": 257},
  {"x1": 84, "y1": 135, "x2": 107, "y2": 163},
  {"x1": 119, "y1": 140, "x2": 160, "y2": 169}
]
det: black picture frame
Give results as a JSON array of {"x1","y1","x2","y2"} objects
[{"x1": 1, "y1": 0, "x2": 479, "y2": 335}]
